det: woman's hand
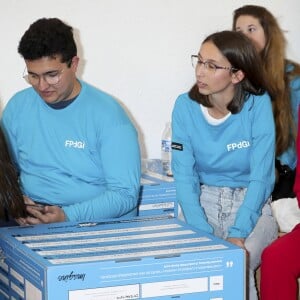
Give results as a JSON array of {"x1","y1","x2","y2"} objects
[{"x1": 227, "y1": 237, "x2": 247, "y2": 250}]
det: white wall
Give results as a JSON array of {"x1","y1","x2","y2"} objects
[{"x1": 1, "y1": 0, "x2": 299, "y2": 158}]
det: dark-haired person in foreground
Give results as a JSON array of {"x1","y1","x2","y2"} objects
[
  {"x1": 0, "y1": 126, "x2": 26, "y2": 226},
  {"x1": 1, "y1": 18, "x2": 141, "y2": 225}
]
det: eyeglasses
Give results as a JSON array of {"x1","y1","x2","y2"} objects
[
  {"x1": 23, "y1": 68, "x2": 64, "y2": 86},
  {"x1": 191, "y1": 55, "x2": 238, "y2": 73}
]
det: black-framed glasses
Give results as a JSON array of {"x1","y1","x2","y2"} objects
[
  {"x1": 23, "y1": 68, "x2": 65, "y2": 86},
  {"x1": 191, "y1": 55, "x2": 238, "y2": 73}
]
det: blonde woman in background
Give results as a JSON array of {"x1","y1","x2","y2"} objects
[{"x1": 233, "y1": 5, "x2": 300, "y2": 201}]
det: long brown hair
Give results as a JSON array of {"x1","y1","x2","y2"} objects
[
  {"x1": 233, "y1": 5, "x2": 300, "y2": 156},
  {"x1": 0, "y1": 127, "x2": 26, "y2": 220},
  {"x1": 189, "y1": 31, "x2": 266, "y2": 113}
]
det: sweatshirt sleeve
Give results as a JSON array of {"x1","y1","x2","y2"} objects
[
  {"x1": 171, "y1": 96, "x2": 213, "y2": 234},
  {"x1": 228, "y1": 94, "x2": 276, "y2": 238},
  {"x1": 63, "y1": 121, "x2": 141, "y2": 221},
  {"x1": 293, "y1": 106, "x2": 300, "y2": 208},
  {"x1": 277, "y1": 75, "x2": 300, "y2": 168}
]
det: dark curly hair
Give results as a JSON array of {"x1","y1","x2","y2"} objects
[{"x1": 18, "y1": 17, "x2": 77, "y2": 63}]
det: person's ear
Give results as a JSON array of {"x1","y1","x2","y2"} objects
[
  {"x1": 231, "y1": 70, "x2": 244, "y2": 84},
  {"x1": 70, "y1": 56, "x2": 80, "y2": 71}
]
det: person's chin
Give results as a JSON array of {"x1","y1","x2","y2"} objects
[
  {"x1": 39, "y1": 93, "x2": 58, "y2": 103},
  {"x1": 198, "y1": 87, "x2": 209, "y2": 95}
]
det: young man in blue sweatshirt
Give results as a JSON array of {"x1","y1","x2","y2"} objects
[{"x1": 2, "y1": 18, "x2": 141, "y2": 225}]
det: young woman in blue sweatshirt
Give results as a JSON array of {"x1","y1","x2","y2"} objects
[
  {"x1": 233, "y1": 5, "x2": 300, "y2": 200},
  {"x1": 171, "y1": 30, "x2": 278, "y2": 300}
]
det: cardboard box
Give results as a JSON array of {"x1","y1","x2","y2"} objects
[
  {"x1": 0, "y1": 217, "x2": 245, "y2": 300},
  {"x1": 138, "y1": 169, "x2": 177, "y2": 218}
]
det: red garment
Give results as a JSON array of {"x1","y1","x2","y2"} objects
[
  {"x1": 260, "y1": 107, "x2": 300, "y2": 299},
  {"x1": 293, "y1": 106, "x2": 300, "y2": 207},
  {"x1": 260, "y1": 223, "x2": 300, "y2": 300}
]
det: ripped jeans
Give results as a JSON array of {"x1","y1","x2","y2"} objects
[{"x1": 178, "y1": 185, "x2": 278, "y2": 300}]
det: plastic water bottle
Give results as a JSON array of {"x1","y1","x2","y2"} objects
[{"x1": 161, "y1": 122, "x2": 173, "y2": 176}]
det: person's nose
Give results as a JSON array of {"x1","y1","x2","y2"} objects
[
  {"x1": 37, "y1": 76, "x2": 50, "y2": 90},
  {"x1": 196, "y1": 63, "x2": 206, "y2": 77}
]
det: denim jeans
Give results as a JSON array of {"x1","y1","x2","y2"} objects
[{"x1": 178, "y1": 185, "x2": 278, "y2": 300}]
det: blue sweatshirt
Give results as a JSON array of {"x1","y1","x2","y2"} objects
[
  {"x1": 171, "y1": 92, "x2": 275, "y2": 238},
  {"x1": 2, "y1": 81, "x2": 141, "y2": 221},
  {"x1": 277, "y1": 66, "x2": 300, "y2": 169}
]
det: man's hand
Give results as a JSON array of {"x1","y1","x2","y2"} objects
[{"x1": 16, "y1": 196, "x2": 66, "y2": 225}]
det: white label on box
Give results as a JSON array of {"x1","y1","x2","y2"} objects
[
  {"x1": 69, "y1": 284, "x2": 139, "y2": 300},
  {"x1": 16, "y1": 224, "x2": 181, "y2": 242},
  {"x1": 139, "y1": 202, "x2": 175, "y2": 210},
  {"x1": 142, "y1": 277, "x2": 208, "y2": 297},
  {"x1": 25, "y1": 280, "x2": 42, "y2": 300},
  {"x1": 210, "y1": 275, "x2": 223, "y2": 291}
]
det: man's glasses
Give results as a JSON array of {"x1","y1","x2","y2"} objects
[
  {"x1": 23, "y1": 68, "x2": 65, "y2": 86},
  {"x1": 191, "y1": 55, "x2": 238, "y2": 73}
]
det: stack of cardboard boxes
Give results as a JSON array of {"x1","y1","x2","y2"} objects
[
  {"x1": 138, "y1": 169, "x2": 177, "y2": 218},
  {"x1": 0, "y1": 217, "x2": 245, "y2": 299},
  {"x1": 0, "y1": 160, "x2": 246, "y2": 299}
]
